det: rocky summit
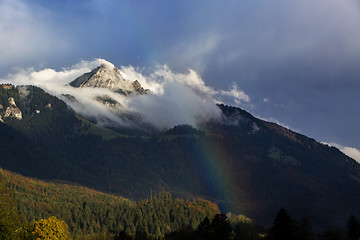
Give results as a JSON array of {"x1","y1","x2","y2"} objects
[{"x1": 69, "y1": 63, "x2": 148, "y2": 96}]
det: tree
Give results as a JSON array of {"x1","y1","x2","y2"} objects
[
  {"x1": 164, "y1": 225, "x2": 194, "y2": 240},
  {"x1": 114, "y1": 231, "x2": 132, "y2": 240},
  {"x1": 234, "y1": 222, "x2": 261, "y2": 240},
  {"x1": 268, "y1": 208, "x2": 294, "y2": 240},
  {"x1": 196, "y1": 216, "x2": 212, "y2": 240},
  {"x1": 196, "y1": 214, "x2": 233, "y2": 240},
  {"x1": 211, "y1": 214, "x2": 233, "y2": 240},
  {"x1": 0, "y1": 178, "x2": 23, "y2": 240},
  {"x1": 318, "y1": 228, "x2": 343, "y2": 240},
  {"x1": 294, "y1": 218, "x2": 314, "y2": 240},
  {"x1": 135, "y1": 230, "x2": 149, "y2": 240},
  {"x1": 32, "y1": 216, "x2": 70, "y2": 240},
  {"x1": 347, "y1": 215, "x2": 360, "y2": 240}
]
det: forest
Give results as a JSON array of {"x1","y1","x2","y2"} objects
[{"x1": 1, "y1": 168, "x2": 360, "y2": 240}]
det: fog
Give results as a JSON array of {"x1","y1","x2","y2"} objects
[{"x1": 0, "y1": 59, "x2": 249, "y2": 131}]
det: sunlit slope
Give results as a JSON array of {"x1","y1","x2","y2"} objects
[{"x1": 1, "y1": 168, "x2": 219, "y2": 237}]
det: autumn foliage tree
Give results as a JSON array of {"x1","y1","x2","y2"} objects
[{"x1": 32, "y1": 216, "x2": 70, "y2": 240}]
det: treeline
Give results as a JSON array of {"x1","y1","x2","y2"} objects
[
  {"x1": 265, "y1": 208, "x2": 360, "y2": 240},
  {"x1": 117, "y1": 208, "x2": 360, "y2": 240}
]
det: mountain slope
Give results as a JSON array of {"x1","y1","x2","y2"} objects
[
  {"x1": 1, "y1": 168, "x2": 219, "y2": 238},
  {"x1": 1, "y1": 83, "x2": 360, "y2": 228}
]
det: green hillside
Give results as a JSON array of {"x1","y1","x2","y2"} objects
[{"x1": 0, "y1": 168, "x2": 219, "y2": 238}]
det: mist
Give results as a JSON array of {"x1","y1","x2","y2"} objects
[{"x1": 0, "y1": 59, "x2": 249, "y2": 131}]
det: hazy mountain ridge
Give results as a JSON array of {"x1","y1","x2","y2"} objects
[{"x1": 0, "y1": 82, "x2": 360, "y2": 228}]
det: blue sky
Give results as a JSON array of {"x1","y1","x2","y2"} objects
[{"x1": 1, "y1": 0, "x2": 360, "y2": 157}]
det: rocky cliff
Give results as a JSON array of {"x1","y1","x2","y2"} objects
[{"x1": 0, "y1": 95, "x2": 22, "y2": 120}]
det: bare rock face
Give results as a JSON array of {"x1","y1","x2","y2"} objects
[
  {"x1": 4, "y1": 97, "x2": 22, "y2": 120},
  {"x1": 132, "y1": 80, "x2": 141, "y2": 90},
  {"x1": 8, "y1": 97, "x2": 16, "y2": 107},
  {"x1": 69, "y1": 64, "x2": 148, "y2": 96},
  {"x1": 4, "y1": 106, "x2": 22, "y2": 120},
  {"x1": 132, "y1": 80, "x2": 148, "y2": 95},
  {"x1": 96, "y1": 96, "x2": 122, "y2": 108}
]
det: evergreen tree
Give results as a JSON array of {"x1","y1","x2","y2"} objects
[
  {"x1": 135, "y1": 230, "x2": 149, "y2": 240},
  {"x1": 114, "y1": 231, "x2": 132, "y2": 240},
  {"x1": 164, "y1": 225, "x2": 194, "y2": 240},
  {"x1": 294, "y1": 218, "x2": 314, "y2": 240},
  {"x1": 196, "y1": 216, "x2": 212, "y2": 240},
  {"x1": 318, "y1": 228, "x2": 343, "y2": 240},
  {"x1": 268, "y1": 208, "x2": 294, "y2": 240},
  {"x1": 347, "y1": 215, "x2": 360, "y2": 240},
  {"x1": 196, "y1": 214, "x2": 233, "y2": 240},
  {"x1": 0, "y1": 178, "x2": 23, "y2": 240},
  {"x1": 211, "y1": 214, "x2": 233, "y2": 240},
  {"x1": 234, "y1": 222, "x2": 260, "y2": 240}
]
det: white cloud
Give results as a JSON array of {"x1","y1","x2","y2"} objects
[
  {"x1": 120, "y1": 66, "x2": 164, "y2": 94},
  {"x1": 128, "y1": 82, "x2": 221, "y2": 130},
  {"x1": 322, "y1": 142, "x2": 360, "y2": 163},
  {"x1": 341, "y1": 147, "x2": 360, "y2": 163},
  {"x1": 0, "y1": 59, "x2": 250, "y2": 130},
  {"x1": 120, "y1": 64, "x2": 250, "y2": 106},
  {"x1": 220, "y1": 83, "x2": 250, "y2": 105}
]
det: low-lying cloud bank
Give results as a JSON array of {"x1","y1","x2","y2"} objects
[{"x1": 0, "y1": 59, "x2": 250, "y2": 130}]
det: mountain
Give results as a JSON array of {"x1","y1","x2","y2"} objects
[
  {"x1": 1, "y1": 75, "x2": 360, "y2": 230},
  {"x1": 69, "y1": 63, "x2": 148, "y2": 95}
]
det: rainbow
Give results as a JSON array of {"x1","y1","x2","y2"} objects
[{"x1": 186, "y1": 134, "x2": 247, "y2": 214}]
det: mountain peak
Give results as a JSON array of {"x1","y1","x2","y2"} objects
[{"x1": 69, "y1": 61, "x2": 148, "y2": 95}]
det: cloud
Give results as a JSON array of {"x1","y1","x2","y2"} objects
[
  {"x1": 220, "y1": 83, "x2": 250, "y2": 105},
  {"x1": 128, "y1": 82, "x2": 221, "y2": 130},
  {"x1": 341, "y1": 147, "x2": 360, "y2": 163},
  {"x1": 121, "y1": 64, "x2": 250, "y2": 106},
  {"x1": 0, "y1": 0, "x2": 68, "y2": 74},
  {"x1": 0, "y1": 59, "x2": 250, "y2": 130},
  {"x1": 120, "y1": 66, "x2": 164, "y2": 95},
  {"x1": 322, "y1": 142, "x2": 360, "y2": 163}
]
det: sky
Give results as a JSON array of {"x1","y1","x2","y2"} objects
[{"x1": 0, "y1": 0, "x2": 360, "y2": 160}]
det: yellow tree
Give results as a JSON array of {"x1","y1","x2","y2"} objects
[{"x1": 32, "y1": 216, "x2": 70, "y2": 240}]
